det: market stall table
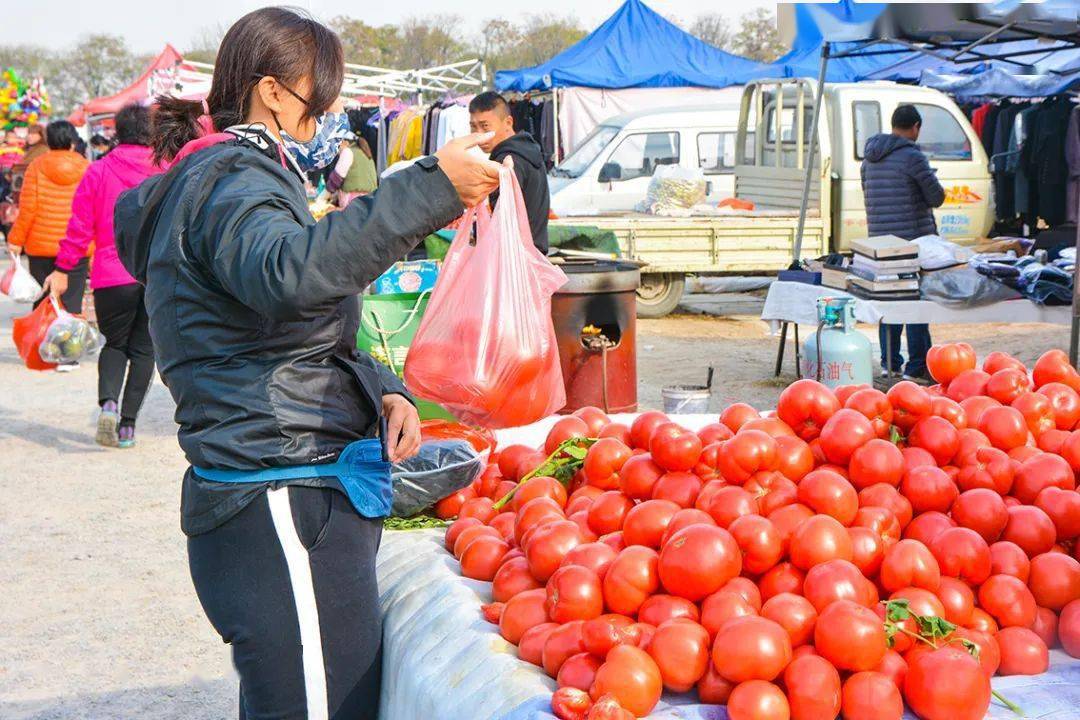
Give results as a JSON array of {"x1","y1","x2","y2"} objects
[
  {"x1": 762, "y1": 280, "x2": 1072, "y2": 378},
  {"x1": 374, "y1": 413, "x2": 1080, "y2": 720}
]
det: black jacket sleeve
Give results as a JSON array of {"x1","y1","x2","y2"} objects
[
  {"x1": 191, "y1": 159, "x2": 463, "y2": 321},
  {"x1": 908, "y1": 149, "x2": 946, "y2": 209}
]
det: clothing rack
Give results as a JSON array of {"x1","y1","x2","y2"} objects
[{"x1": 341, "y1": 59, "x2": 487, "y2": 104}]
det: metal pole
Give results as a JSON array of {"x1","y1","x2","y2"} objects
[
  {"x1": 1071, "y1": 200, "x2": 1080, "y2": 366},
  {"x1": 552, "y1": 88, "x2": 561, "y2": 165},
  {"x1": 792, "y1": 41, "x2": 830, "y2": 270}
]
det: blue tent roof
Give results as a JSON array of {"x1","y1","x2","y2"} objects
[{"x1": 494, "y1": 0, "x2": 766, "y2": 92}]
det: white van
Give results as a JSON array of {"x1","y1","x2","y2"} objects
[{"x1": 548, "y1": 104, "x2": 746, "y2": 215}]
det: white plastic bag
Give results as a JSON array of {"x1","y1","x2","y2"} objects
[
  {"x1": 913, "y1": 235, "x2": 975, "y2": 271},
  {"x1": 637, "y1": 165, "x2": 707, "y2": 214},
  {"x1": 0, "y1": 252, "x2": 43, "y2": 303},
  {"x1": 38, "y1": 298, "x2": 101, "y2": 364}
]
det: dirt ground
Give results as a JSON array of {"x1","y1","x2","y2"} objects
[{"x1": 0, "y1": 291, "x2": 1071, "y2": 719}]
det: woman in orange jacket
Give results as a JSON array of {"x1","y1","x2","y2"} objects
[{"x1": 7, "y1": 121, "x2": 90, "y2": 314}]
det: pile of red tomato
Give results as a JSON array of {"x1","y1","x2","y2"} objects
[{"x1": 436, "y1": 345, "x2": 1080, "y2": 720}]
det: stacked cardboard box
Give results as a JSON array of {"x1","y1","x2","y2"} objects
[{"x1": 847, "y1": 235, "x2": 921, "y2": 300}]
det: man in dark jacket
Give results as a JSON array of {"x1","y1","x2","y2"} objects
[
  {"x1": 861, "y1": 104, "x2": 946, "y2": 381},
  {"x1": 469, "y1": 91, "x2": 550, "y2": 253}
]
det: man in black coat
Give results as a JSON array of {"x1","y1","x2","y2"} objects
[
  {"x1": 861, "y1": 104, "x2": 946, "y2": 381},
  {"x1": 469, "y1": 91, "x2": 550, "y2": 254}
]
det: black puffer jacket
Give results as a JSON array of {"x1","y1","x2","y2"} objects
[
  {"x1": 860, "y1": 133, "x2": 946, "y2": 240},
  {"x1": 490, "y1": 131, "x2": 550, "y2": 254},
  {"x1": 115, "y1": 130, "x2": 462, "y2": 472}
]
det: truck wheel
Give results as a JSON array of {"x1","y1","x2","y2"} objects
[{"x1": 636, "y1": 273, "x2": 685, "y2": 318}]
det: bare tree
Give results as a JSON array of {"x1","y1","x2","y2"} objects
[
  {"x1": 509, "y1": 14, "x2": 586, "y2": 68},
  {"x1": 184, "y1": 23, "x2": 228, "y2": 65},
  {"x1": 397, "y1": 15, "x2": 467, "y2": 69},
  {"x1": 330, "y1": 17, "x2": 400, "y2": 67},
  {"x1": 690, "y1": 14, "x2": 733, "y2": 50},
  {"x1": 732, "y1": 8, "x2": 787, "y2": 62}
]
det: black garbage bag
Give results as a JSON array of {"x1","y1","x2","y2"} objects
[{"x1": 391, "y1": 439, "x2": 483, "y2": 517}]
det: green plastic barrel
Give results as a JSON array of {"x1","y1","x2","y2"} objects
[{"x1": 357, "y1": 291, "x2": 455, "y2": 421}]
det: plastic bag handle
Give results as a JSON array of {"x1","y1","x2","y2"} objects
[
  {"x1": 360, "y1": 290, "x2": 431, "y2": 336},
  {"x1": 49, "y1": 295, "x2": 67, "y2": 317}
]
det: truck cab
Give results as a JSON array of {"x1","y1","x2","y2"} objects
[{"x1": 548, "y1": 104, "x2": 745, "y2": 216}]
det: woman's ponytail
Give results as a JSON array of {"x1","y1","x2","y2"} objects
[{"x1": 151, "y1": 96, "x2": 209, "y2": 165}]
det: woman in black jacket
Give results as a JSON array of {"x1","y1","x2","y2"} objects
[{"x1": 114, "y1": 8, "x2": 499, "y2": 719}]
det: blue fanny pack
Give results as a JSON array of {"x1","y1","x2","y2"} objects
[{"x1": 192, "y1": 438, "x2": 393, "y2": 518}]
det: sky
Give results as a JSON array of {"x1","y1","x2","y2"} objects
[{"x1": 4, "y1": 0, "x2": 776, "y2": 55}]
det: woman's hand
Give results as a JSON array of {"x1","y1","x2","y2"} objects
[
  {"x1": 435, "y1": 133, "x2": 502, "y2": 207},
  {"x1": 42, "y1": 270, "x2": 68, "y2": 299},
  {"x1": 8, "y1": 244, "x2": 21, "y2": 256},
  {"x1": 382, "y1": 394, "x2": 421, "y2": 463}
]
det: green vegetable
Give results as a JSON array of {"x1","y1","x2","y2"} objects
[{"x1": 383, "y1": 515, "x2": 448, "y2": 531}]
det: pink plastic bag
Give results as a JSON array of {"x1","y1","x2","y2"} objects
[{"x1": 404, "y1": 164, "x2": 568, "y2": 428}]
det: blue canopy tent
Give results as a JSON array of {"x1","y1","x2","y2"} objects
[{"x1": 494, "y1": 0, "x2": 766, "y2": 92}]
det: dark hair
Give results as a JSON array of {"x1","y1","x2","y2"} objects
[
  {"x1": 892, "y1": 104, "x2": 922, "y2": 130},
  {"x1": 46, "y1": 120, "x2": 79, "y2": 150},
  {"x1": 115, "y1": 104, "x2": 151, "y2": 145},
  {"x1": 90, "y1": 134, "x2": 108, "y2": 146},
  {"x1": 469, "y1": 91, "x2": 511, "y2": 116},
  {"x1": 150, "y1": 6, "x2": 344, "y2": 163}
]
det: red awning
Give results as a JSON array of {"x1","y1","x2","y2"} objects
[{"x1": 69, "y1": 44, "x2": 193, "y2": 125}]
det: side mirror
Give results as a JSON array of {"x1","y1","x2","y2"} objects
[{"x1": 599, "y1": 162, "x2": 622, "y2": 183}]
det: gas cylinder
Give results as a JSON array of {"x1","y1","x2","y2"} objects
[{"x1": 801, "y1": 297, "x2": 873, "y2": 388}]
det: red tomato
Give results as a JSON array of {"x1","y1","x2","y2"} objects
[
  {"x1": 934, "y1": 576, "x2": 975, "y2": 626},
  {"x1": 515, "y1": 497, "x2": 566, "y2": 545},
  {"x1": 818, "y1": 409, "x2": 875, "y2": 465},
  {"x1": 634, "y1": 594, "x2": 697, "y2": 627},
  {"x1": 581, "y1": 614, "x2": 635, "y2": 658},
  {"x1": 597, "y1": 422, "x2": 632, "y2": 446},
  {"x1": 852, "y1": 506, "x2": 901, "y2": 546},
  {"x1": 546, "y1": 417, "x2": 590, "y2": 455},
  {"x1": 849, "y1": 526, "x2": 886, "y2": 577},
  {"x1": 700, "y1": 588, "x2": 758, "y2": 640},
  {"x1": 698, "y1": 422, "x2": 735, "y2": 446},
  {"x1": 513, "y1": 476, "x2": 568, "y2": 512},
  {"x1": 658, "y1": 523, "x2": 741, "y2": 601},
  {"x1": 956, "y1": 446, "x2": 1014, "y2": 495},
  {"x1": 720, "y1": 403, "x2": 761, "y2": 432},
  {"x1": 589, "y1": 645, "x2": 663, "y2": 717},
  {"x1": 434, "y1": 483, "x2": 478, "y2": 519},
  {"x1": 930, "y1": 527, "x2": 991, "y2": 586},
  {"x1": 1036, "y1": 382, "x2": 1080, "y2": 429},
  {"x1": 1030, "y1": 606, "x2": 1059, "y2": 649},
  {"x1": 849, "y1": 439, "x2": 904, "y2": 490},
  {"x1": 527, "y1": 520, "x2": 584, "y2": 582},
  {"x1": 979, "y1": 574, "x2": 1037, "y2": 628},
  {"x1": 583, "y1": 439, "x2": 632, "y2": 490},
  {"x1": 905, "y1": 646, "x2": 991, "y2": 720},
  {"x1": 459, "y1": 535, "x2": 510, "y2": 581},
  {"x1": 722, "y1": 576, "x2": 763, "y2": 611},
  {"x1": 845, "y1": 388, "x2": 894, "y2": 439},
  {"x1": 551, "y1": 685, "x2": 592, "y2": 719},
  {"x1": 842, "y1": 671, "x2": 903, "y2": 720},
  {"x1": 727, "y1": 680, "x2": 790, "y2": 720},
  {"x1": 562, "y1": 542, "x2": 618, "y2": 580},
  {"x1": 702, "y1": 485, "x2": 758, "y2": 528},
  {"x1": 718, "y1": 429, "x2": 779, "y2": 484},
  {"x1": 985, "y1": 368, "x2": 1032, "y2": 405},
  {"x1": 968, "y1": 607, "x2": 1000, "y2": 635},
  {"x1": 984, "y1": 351, "x2": 1027, "y2": 375},
  {"x1": 902, "y1": 511, "x2": 955, "y2": 547},
  {"x1": 814, "y1": 599, "x2": 886, "y2": 672},
  {"x1": 1028, "y1": 552, "x2": 1080, "y2": 611},
  {"x1": 1013, "y1": 453, "x2": 1074, "y2": 505},
  {"x1": 646, "y1": 620, "x2": 711, "y2": 692},
  {"x1": 1033, "y1": 349, "x2": 1080, "y2": 389},
  {"x1": 989, "y1": 540, "x2": 1031, "y2": 582},
  {"x1": 930, "y1": 396, "x2": 967, "y2": 430},
  {"x1": 1002, "y1": 505, "x2": 1057, "y2": 557},
  {"x1": 945, "y1": 369, "x2": 991, "y2": 403},
  {"x1": 1064, "y1": 430, "x2": 1080, "y2": 474},
  {"x1": 500, "y1": 588, "x2": 550, "y2": 644},
  {"x1": 996, "y1": 626, "x2": 1049, "y2": 675},
  {"x1": 743, "y1": 416, "x2": 798, "y2": 438},
  {"x1": 756, "y1": 474, "x2": 799, "y2": 517},
  {"x1": 519, "y1": 622, "x2": 559, "y2": 665},
  {"x1": 835, "y1": 383, "x2": 871, "y2": 405},
  {"x1": 445, "y1": 516, "x2": 483, "y2": 552},
  {"x1": 951, "y1": 488, "x2": 1008, "y2": 543},
  {"x1": 546, "y1": 565, "x2": 604, "y2": 623},
  {"x1": 652, "y1": 470, "x2": 703, "y2": 508},
  {"x1": 768, "y1": 504, "x2": 816, "y2": 554},
  {"x1": 777, "y1": 379, "x2": 842, "y2": 441},
  {"x1": 728, "y1": 514, "x2": 784, "y2": 575},
  {"x1": 692, "y1": 442, "x2": 723, "y2": 482},
  {"x1": 543, "y1": 620, "x2": 587, "y2": 677},
  {"x1": 585, "y1": 694, "x2": 633, "y2": 720},
  {"x1": 759, "y1": 562, "x2": 806, "y2": 602},
  {"x1": 659, "y1": 508, "x2": 716, "y2": 546},
  {"x1": 858, "y1": 483, "x2": 913, "y2": 529},
  {"x1": 629, "y1": 411, "x2": 670, "y2": 450},
  {"x1": 1035, "y1": 486, "x2": 1080, "y2": 542},
  {"x1": 952, "y1": 626, "x2": 1000, "y2": 676},
  {"x1": 900, "y1": 465, "x2": 958, "y2": 514},
  {"x1": 1037, "y1": 428, "x2": 1070, "y2": 453},
  {"x1": 649, "y1": 422, "x2": 703, "y2": 472},
  {"x1": 573, "y1": 406, "x2": 611, "y2": 435},
  {"x1": 760, "y1": 592, "x2": 817, "y2": 648},
  {"x1": 459, "y1": 494, "x2": 497, "y2": 523},
  {"x1": 620, "y1": 499, "x2": 678, "y2": 549},
  {"x1": 774, "y1": 435, "x2": 815, "y2": 481},
  {"x1": 880, "y1": 539, "x2": 941, "y2": 592},
  {"x1": 978, "y1": 406, "x2": 1029, "y2": 451},
  {"x1": 602, "y1": 546, "x2": 659, "y2": 616},
  {"x1": 599, "y1": 532, "x2": 625, "y2": 553},
  {"x1": 789, "y1": 515, "x2": 854, "y2": 570},
  {"x1": 908, "y1": 415, "x2": 961, "y2": 466},
  {"x1": 712, "y1": 616, "x2": 793, "y2": 682},
  {"x1": 887, "y1": 381, "x2": 933, "y2": 432},
  {"x1": 1012, "y1": 391, "x2": 1057, "y2": 437},
  {"x1": 586, "y1": 491, "x2": 633, "y2": 536},
  {"x1": 927, "y1": 343, "x2": 976, "y2": 385},
  {"x1": 617, "y1": 453, "x2": 664, "y2": 500},
  {"x1": 696, "y1": 664, "x2": 736, "y2": 704},
  {"x1": 797, "y1": 469, "x2": 859, "y2": 526},
  {"x1": 492, "y1": 556, "x2": 543, "y2": 602},
  {"x1": 453, "y1": 525, "x2": 501, "y2": 559},
  {"x1": 803, "y1": 558, "x2": 875, "y2": 612},
  {"x1": 954, "y1": 427, "x2": 992, "y2": 465},
  {"x1": 782, "y1": 654, "x2": 841, "y2": 720},
  {"x1": 1059, "y1": 599, "x2": 1080, "y2": 657}
]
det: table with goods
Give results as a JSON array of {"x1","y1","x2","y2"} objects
[{"x1": 375, "y1": 345, "x2": 1080, "y2": 720}]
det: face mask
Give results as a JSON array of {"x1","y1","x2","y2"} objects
[{"x1": 279, "y1": 111, "x2": 351, "y2": 172}]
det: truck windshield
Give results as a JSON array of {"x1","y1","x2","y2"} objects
[{"x1": 551, "y1": 125, "x2": 619, "y2": 178}]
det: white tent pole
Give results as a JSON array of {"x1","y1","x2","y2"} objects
[{"x1": 792, "y1": 42, "x2": 830, "y2": 268}]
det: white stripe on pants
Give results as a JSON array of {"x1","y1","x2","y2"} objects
[{"x1": 267, "y1": 487, "x2": 329, "y2": 720}]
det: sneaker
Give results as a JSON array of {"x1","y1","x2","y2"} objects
[
  {"x1": 56, "y1": 362, "x2": 80, "y2": 373},
  {"x1": 903, "y1": 373, "x2": 933, "y2": 386},
  {"x1": 96, "y1": 401, "x2": 119, "y2": 447},
  {"x1": 118, "y1": 425, "x2": 136, "y2": 449}
]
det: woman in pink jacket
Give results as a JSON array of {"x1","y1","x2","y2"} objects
[{"x1": 45, "y1": 104, "x2": 161, "y2": 448}]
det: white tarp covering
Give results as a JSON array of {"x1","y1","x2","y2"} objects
[{"x1": 559, "y1": 86, "x2": 744, "y2": 155}]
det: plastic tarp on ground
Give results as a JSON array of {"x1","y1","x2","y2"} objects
[
  {"x1": 494, "y1": 0, "x2": 765, "y2": 92},
  {"x1": 376, "y1": 412, "x2": 1080, "y2": 720}
]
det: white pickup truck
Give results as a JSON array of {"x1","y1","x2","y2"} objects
[{"x1": 550, "y1": 78, "x2": 994, "y2": 317}]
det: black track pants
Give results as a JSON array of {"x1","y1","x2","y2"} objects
[
  {"x1": 188, "y1": 485, "x2": 383, "y2": 720},
  {"x1": 93, "y1": 283, "x2": 155, "y2": 421}
]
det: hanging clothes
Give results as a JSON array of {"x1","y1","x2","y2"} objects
[
  {"x1": 979, "y1": 104, "x2": 1001, "y2": 155},
  {"x1": 972, "y1": 103, "x2": 992, "y2": 138},
  {"x1": 991, "y1": 102, "x2": 1021, "y2": 221},
  {"x1": 1014, "y1": 104, "x2": 1039, "y2": 219},
  {"x1": 1031, "y1": 96, "x2": 1072, "y2": 227},
  {"x1": 1066, "y1": 105, "x2": 1080, "y2": 225}
]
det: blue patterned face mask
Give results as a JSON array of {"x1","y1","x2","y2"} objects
[{"x1": 279, "y1": 111, "x2": 351, "y2": 172}]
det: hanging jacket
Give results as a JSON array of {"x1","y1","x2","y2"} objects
[
  {"x1": 860, "y1": 133, "x2": 946, "y2": 240},
  {"x1": 489, "y1": 131, "x2": 551, "y2": 253},
  {"x1": 1067, "y1": 106, "x2": 1080, "y2": 225},
  {"x1": 7, "y1": 149, "x2": 89, "y2": 257},
  {"x1": 1031, "y1": 97, "x2": 1072, "y2": 227},
  {"x1": 114, "y1": 128, "x2": 462, "y2": 502},
  {"x1": 55, "y1": 144, "x2": 160, "y2": 289}
]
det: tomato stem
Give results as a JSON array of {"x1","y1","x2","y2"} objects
[
  {"x1": 491, "y1": 437, "x2": 597, "y2": 511},
  {"x1": 992, "y1": 689, "x2": 1023, "y2": 716}
]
